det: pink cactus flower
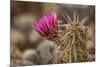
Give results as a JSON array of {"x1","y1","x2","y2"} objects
[{"x1": 34, "y1": 12, "x2": 58, "y2": 37}]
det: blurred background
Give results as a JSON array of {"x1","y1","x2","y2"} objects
[{"x1": 10, "y1": 0, "x2": 95, "y2": 66}]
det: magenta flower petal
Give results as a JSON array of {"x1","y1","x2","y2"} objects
[
  {"x1": 35, "y1": 25, "x2": 45, "y2": 36},
  {"x1": 42, "y1": 17, "x2": 50, "y2": 32},
  {"x1": 42, "y1": 16, "x2": 50, "y2": 31},
  {"x1": 51, "y1": 12, "x2": 57, "y2": 27},
  {"x1": 39, "y1": 22, "x2": 49, "y2": 35},
  {"x1": 40, "y1": 20, "x2": 48, "y2": 33},
  {"x1": 39, "y1": 19, "x2": 47, "y2": 32},
  {"x1": 35, "y1": 19, "x2": 46, "y2": 36},
  {"x1": 47, "y1": 15, "x2": 53, "y2": 27}
]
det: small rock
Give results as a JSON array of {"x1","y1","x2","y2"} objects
[
  {"x1": 37, "y1": 40, "x2": 57, "y2": 64},
  {"x1": 22, "y1": 49, "x2": 40, "y2": 64}
]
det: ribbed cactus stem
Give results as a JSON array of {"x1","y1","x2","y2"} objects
[{"x1": 56, "y1": 13, "x2": 89, "y2": 63}]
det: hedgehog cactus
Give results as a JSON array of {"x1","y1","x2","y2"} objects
[
  {"x1": 57, "y1": 13, "x2": 89, "y2": 63},
  {"x1": 34, "y1": 12, "x2": 89, "y2": 63}
]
